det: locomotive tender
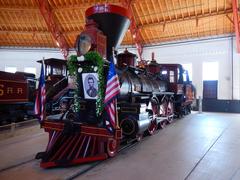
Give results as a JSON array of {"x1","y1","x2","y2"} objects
[
  {"x1": 0, "y1": 71, "x2": 36, "y2": 124},
  {"x1": 37, "y1": 4, "x2": 195, "y2": 168}
]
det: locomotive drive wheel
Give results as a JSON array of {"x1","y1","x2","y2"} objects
[
  {"x1": 107, "y1": 138, "x2": 118, "y2": 157},
  {"x1": 147, "y1": 120, "x2": 157, "y2": 135},
  {"x1": 166, "y1": 101, "x2": 174, "y2": 124}
]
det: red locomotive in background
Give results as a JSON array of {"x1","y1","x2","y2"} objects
[
  {"x1": 35, "y1": 4, "x2": 195, "y2": 168},
  {"x1": 0, "y1": 71, "x2": 36, "y2": 124}
]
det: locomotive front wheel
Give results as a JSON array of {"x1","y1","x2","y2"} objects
[
  {"x1": 147, "y1": 120, "x2": 157, "y2": 135},
  {"x1": 107, "y1": 138, "x2": 117, "y2": 157}
]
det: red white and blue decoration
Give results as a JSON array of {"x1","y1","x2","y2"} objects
[
  {"x1": 34, "y1": 62, "x2": 46, "y2": 123},
  {"x1": 104, "y1": 60, "x2": 120, "y2": 133}
]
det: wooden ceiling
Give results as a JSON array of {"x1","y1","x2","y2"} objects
[{"x1": 0, "y1": 0, "x2": 234, "y2": 49}]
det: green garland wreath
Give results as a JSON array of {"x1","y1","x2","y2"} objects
[{"x1": 67, "y1": 52, "x2": 105, "y2": 117}]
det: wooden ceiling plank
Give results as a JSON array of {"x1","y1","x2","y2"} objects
[
  {"x1": 139, "y1": 2, "x2": 149, "y2": 25},
  {"x1": 182, "y1": 21, "x2": 190, "y2": 39},
  {"x1": 150, "y1": 0, "x2": 160, "y2": 23},
  {"x1": 146, "y1": 28, "x2": 227, "y2": 42},
  {"x1": 171, "y1": 0, "x2": 178, "y2": 20},
  {"x1": 224, "y1": 0, "x2": 226, "y2": 11},
  {"x1": 193, "y1": 0, "x2": 197, "y2": 16},
  {"x1": 208, "y1": 0, "x2": 211, "y2": 14},
  {"x1": 130, "y1": 2, "x2": 140, "y2": 27},
  {"x1": 11, "y1": 11, "x2": 20, "y2": 31},
  {"x1": 58, "y1": 11, "x2": 69, "y2": 32},
  {"x1": 0, "y1": 12, "x2": 8, "y2": 30},
  {"x1": 201, "y1": 0, "x2": 204, "y2": 14},
  {"x1": 145, "y1": 1, "x2": 154, "y2": 23},
  {"x1": 175, "y1": 22, "x2": 182, "y2": 40},
  {"x1": 133, "y1": 3, "x2": 144, "y2": 26},
  {"x1": 178, "y1": 0, "x2": 185, "y2": 19},
  {"x1": 164, "y1": 0, "x2": 172, "y2": 21},
  {"x1": 157, "y1": 0, "x2": 166, "y2": 22},
  {"x1": 139, "y1": 8, "x2": 232, "y2": 28},
  {"x1": 186, "y1": 0, "x2": 191, "y2": 17}
]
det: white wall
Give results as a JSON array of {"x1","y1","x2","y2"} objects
[
  {"x1": 232, "y1": 39, "x2": 240, "y2": 100},
  {"x1": 0, "y1": 48, "x2": 65, "y2": 77},
  {"x1": 120, "y1": 36, "x2": 240, "y2": 100},
  {"x1": 1, "y1": 36, "x2": 240, "y2": 100}
]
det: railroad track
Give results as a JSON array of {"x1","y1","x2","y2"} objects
[
  {"x1": 65, "y1": 136, "x2": 151, "y2": 180},
  {"x1": 0, "y1": 136, "x2": 147, "y2": 179},
  {"x1": 0, "y1": 119, "x2": 38, "y2": 133}
]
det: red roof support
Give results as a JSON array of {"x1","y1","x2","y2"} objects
[
  {"x1": 122, "y1": 0, "x2": 143, "y2": 61},
  {"x1": 38, "y1": 0, "x2": 69, "y2": 59},
  {"x1": 232, "y1": 0, "x2": 240, "y2": 53}
]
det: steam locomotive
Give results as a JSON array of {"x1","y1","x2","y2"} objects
[{"x1": 36, "y1": 4, "x2": 195, "y2": 168}]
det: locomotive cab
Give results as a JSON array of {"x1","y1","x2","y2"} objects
[
  {"x1": 37, "y1": 58, "x2": 68, "y2": 99},
  {"x1": 37, "y1": 58, "x2": 71, "y2": 114}
]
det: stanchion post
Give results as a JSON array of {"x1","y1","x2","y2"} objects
[
  {"x1": 199, "y1": 96, "x2": 202, "y2": 113},
  {"x1": 10, "y1": 122, "x2": 16, "y2": 136}
]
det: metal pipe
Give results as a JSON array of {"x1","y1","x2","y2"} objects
[
  {"x1": 232, "y1": 0, "x2": 240, "y2": 53},
  {"x1": 231, "y1": 36, "x2": 234, "y2": 100},
  {"x1": 198, "y1": 96, "x2": 202, "y2": 113}
]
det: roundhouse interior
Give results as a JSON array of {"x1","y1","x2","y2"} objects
[{"x1": 0, "y1": 0, "x2": 240, "y2": 180}]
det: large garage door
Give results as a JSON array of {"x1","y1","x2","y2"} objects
[{"x1": 203, "y1": 80, "x2": 218, "y2": 99}]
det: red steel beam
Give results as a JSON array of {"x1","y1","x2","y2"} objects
[
  {"x1": 122, "y1": 0, "x2": 143, "y2": 61},
  {"x1": 232, "y1": 0, "x2": 240, "y2": 53},
  {"x1": 38, "y1": 0, "x2": 69, "y2": 59}
]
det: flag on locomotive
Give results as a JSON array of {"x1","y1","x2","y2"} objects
[
  {"x1": 34, "y1": 62, "x2": 46, "y2": 123},
  {"x1": 104, "y1": 60, "x2": 120, "y2": 133}
]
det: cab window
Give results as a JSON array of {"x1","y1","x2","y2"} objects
[{"x1": 169, "y1": 70, "x2": 175, "y2": 83}]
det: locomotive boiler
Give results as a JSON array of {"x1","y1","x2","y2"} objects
[{"x1": 37, "y1": 4, "x2": 194, "y2": 168}]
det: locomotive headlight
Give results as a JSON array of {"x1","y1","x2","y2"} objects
[{"x1": 75, "y1": 34, "x2": 92, "y2": 55}]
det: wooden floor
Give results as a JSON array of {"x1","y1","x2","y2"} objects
[{"x1": 0, "y1": 112, "x2": 240, "y2": 180}]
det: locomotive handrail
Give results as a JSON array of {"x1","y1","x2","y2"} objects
[{"x1": 52, "y1": 76, "x2": 68, "y2": 87}]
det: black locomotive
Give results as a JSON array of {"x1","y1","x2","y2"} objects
[{"x1": 37, "y1": 4, "x2": 195, "y2": 168}]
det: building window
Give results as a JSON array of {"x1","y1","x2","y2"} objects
[
  {"x1": 24, "y1": 67, "x2": 36, "y2": 75},
  {"x1": 203, "y1": 62, "x2": 218, "y2": 99},
  {"x1": 5, "y1": 66, "x2": 17, "y2": 73},
  {"x1": 182, "y1": 63, "x2": 192, "y2": 81},
  {"x1": 203, "y1": 62, "x2": 218, "y2": 80}
]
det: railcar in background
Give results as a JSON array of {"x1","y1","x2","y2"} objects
[{"x1": 0, "y1": 71, "x2": 36, "y2": 124}]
